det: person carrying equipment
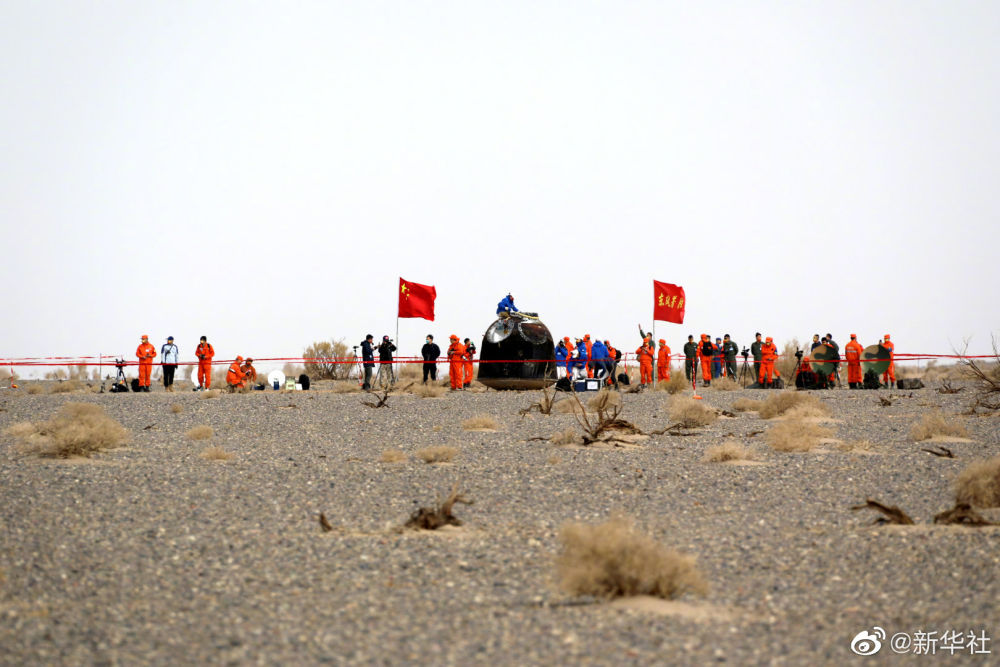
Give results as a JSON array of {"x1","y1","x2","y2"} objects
[
  {"x1": 657, "y1": 339, "x2": 671, "y2": 382},
  {"x1": 447, "y1": 335, "x2": 466, "y2": 391},
  {"x1": 683, "y1": 335, "x2": 697, "y2": 382},
  {"x1": 882, "y1": 334, "x2": 895, "y2": 386},
  {"x1": 226, "y1": 356, "x2": 246, "y2": 391},
  {"x1": 195, "y1": 336, "x2": 215, "y2": 390},
  {"x1": 496, "y1": 293, "x2": 518, "y2": 316},
  {"x1": 604, "y1": 340, "x2": 620, "y2": 386},
  {"x1": 722, "y1": 335, "x2": 739, "y2": 379},
  {"x1": 635, "y1": 336, "x2": 655, "y2": 386},
  {"x1": 136, "y1": 335, "x2": 156, "y2": 392},
  {"x1": 462, "y1": 338, "x2": 476, "y2": 388},
  {"x1": 241, "y1": 358, "x2": 257, "y2": 384},
  {"x1": 751, "y1": 333, "x2": 763, "y2": 383},
  {"x1": 845, "y1": 334, "x2": 863, "y2": 388},
  {"x1": 698, "y1": 334, "x2": 715, "y2": 387},
  {"x1": 759, "y1": 336, "x2": 779, "y2": 387}
]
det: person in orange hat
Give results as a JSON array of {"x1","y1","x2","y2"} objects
[
  {"x1": 758, "y1": 336, "x2": 779, "y2": 387},
  {"x1": 845, "y1": 334, "x2": 863, "y2": 388},
  {"x1": 635, "y1": 335, "x2": 655, "y2": 386},
  {"x1": 226, "y1": 356, "x2": 246, "y2": 391},
  {"x1": 447, "y1": 335, "x2": 466, "y2": 391},
  {"x1": 697, "y1": 334, "x2": 714, "y2": 386},
  {"x1": 656, "y1": 339, "x2": 671, "y2": 383},
  {"x1": 136, "y1": 335, "x2": 156, "y2": 392},
  {"x1": 881, "y1": 334, "x2": 895, "y2": 387},
  {"x1": 195, "y1": 336, "x2": 214, "y2": 390}
]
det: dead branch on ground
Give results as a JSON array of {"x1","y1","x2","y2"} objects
[
  {"x1": 851, "y1": 499, "x2": 915, "y2": 525},
  {"x1": 405, "y1": 484, "x2": 474, "y2": 530},
  {"x1": 933, "y1": 503, "x2": 996, "y2": 526},
  {"x1": 921, "y1": 446, "x2": 955, "y2": 458}
]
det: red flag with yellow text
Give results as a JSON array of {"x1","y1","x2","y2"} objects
[
  {"x1": 653, "y1": 280, "x2": 685, "y2": 324},
  {"x1": 398, "y1": 278, "x2": 436, "y2": 320}
]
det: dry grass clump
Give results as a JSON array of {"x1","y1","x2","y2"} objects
[
  {"x1": 26, "y1": 384, "x2": 44, "y2": 395},
  {"x1": 405, "y1": 485, "x2": 473, "y2": 530},
  {"x1": 380, "y1": 449, "x2": 408, "y2": 463},
  {"x1": 199, "y1": 446, "x2": 234, "y2": 461},
  {"x1": 554, "y1": 397, "x2": 585, "y2": 414},
  {"x1": 550, "y1": 427, "x2": 582, "y2": 446},
  {"x1": 200, "y1": 389, "x2": 221, "y2": 399},
  {"x1": 669, "y1": 396, "x2": 717, "y2": 428},
  {"x1": 910, "y1": 410, "x2": 969, "y2": 441},
  {"x1": 462, "y1": 414, "x2": 498, "y2": 431},
  {"x1": 953, "y1": 456, "x2": 1000, "y2": 508},
  {"x1": 556, "y1": 513, "x2": 708, "y2": 599},
  {"x1": 732, "y1": 397, "x2": 763, "y2": 412},
  {"x1": 170, "y1": 404, "x2": 183, "y2": 414},
  {"x1": 331, "y1": 382, "x2": 361, "y2": 394},
  {"x1": 412, "y1": 383, "x2": 446, "y2": 398},
  {"x1": 758, "y1": 391, "x2": 829, "y2": 420},
  {"x1": 775, "y1": 339, "x2": 801, "y2": 379},
  {"x1": 5, "y1": 403, "x2": 128, "y2": 458},
  {"x1": 186, "y1": 425, "x2": 214, "y2": 440},
  {"x1": 783, "y1": 403, "x2": 833, "y2": 420},
  {"x1": 837, "y1": 439, "x2": 877, "y2": 453},
  {"x1": 711, "y1": 376, "x2": 738, "y2": 391},
  {"x1": 702, "y1": 441, "x2": 754, "y2": 463},
  {"x1": 656, "y1": 373, "x2": 688, "y2": 395},
  {"x1": 398, "y1": 363, "x2": 422, "y2": 380},
  {"x1": 587, "y1": 389, "x2": 621, "y2": 413},
  {"x1": 765, "y1": 419, "x2": 832, "y2": 452},
  {"x1": 415, "y1": 445, "x2": 458, "y2": 463},
  {"x1": 50, "y1": 380, "x2": 82, "y2": 394}
]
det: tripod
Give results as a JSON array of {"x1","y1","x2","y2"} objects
[
  {"x1": 738, "y1": 352, "x2": 752, "y2": 388},
  {"x1": 351, "y1": 346, "x2": 363, "y2": 385}
]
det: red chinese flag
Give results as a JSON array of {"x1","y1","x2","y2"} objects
[
  {"x1": 653, "y1": 280, "x2": 685, "y2": 324},
  {"x1": 398, "y1": 278, "x2": 436, "y2": 320}
]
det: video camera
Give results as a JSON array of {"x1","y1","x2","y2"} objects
[
  {"x1": 794, "y1": 349, "x2": 804, "y2": 361},
  {"x1": 741, "y1": 348, "x2": 749, "y2": 358}
]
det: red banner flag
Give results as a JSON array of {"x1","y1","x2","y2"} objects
[
  {"x1": 398, "y1": 278, "x2": 436, "y2": 320},
  {"x1": 653, "y1": 280, "x2": 685, "y2": 324}
]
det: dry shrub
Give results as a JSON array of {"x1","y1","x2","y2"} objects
[
  {"x1": 170, "y1": 404, "x2": 183, "y2": 414},
  {"x1": 199, "y1": 446, "x2": 234, "y2": 461},
  {"x1": 711, "y1": 376, "x2": 738, "y2": 392},
  {"x1": 398, "y1": 363, "x2": 422, "y2": 380},
  {"x1": 186, "y1": 425, "x2": 214, "y2": 440},
  {"x1": 380, "y1": 449, "x2": 407, "y2": 463},
  {"x1": 303, "y1": 339, "x2": 351, "y2": 380},
  {"x1": 462, "y1": 415, "x2": 498, "y2": 431},
  {"x1": 331, "y1": 382, "x2": 361, "y2": 394},
  {"x1": 775, "y1": 339, "x2": 801, "y2": 379},
  {"x1": 26, "y1": 384, "x2": 44, "y2": 395},
  {"x1": 412, "y1": 383, "x2": 445, "y2": 398},
  {"x1": 837, "y1": 439, "x2": 877, "y2": 453},
  {"x1": 551, "y1": 427, "x2": 581, "y2": 446},
  {"x1": 783, "y1": 403, "x2": 832, "y2": 420},
  {"x1": 200, "y1": 389, "x2": 221, "y2": 399},
  {"x1": 910, "y1": 410, "x2": 969, "y2": 441},
  {"x1": 587, "y1": 389, "x2": 621, "y2": 413},
  {"x1": 50, "y1": 380, "x2": 82, "y2": 394},
  {"x1": 554, "y1": 397, "x2": 585, "y2": 414},
  {"x1": 415, "y1": 445, "x2": 458, "y2": 463},
  {"x1": 6, "y1": 403, "x2": 128, "y2": 458},
  {"x1": 758, "y1": 391, "x2": 828, "y2": 420},
  {"x1": 556, "y1": 513, "x2": 708, "y2": 599},
  {"x1": 657, "y1": 373, "x2": 688, "y2": 395},
  {"x1": 44, "y1": 369, "x2": 68, "y2": 381},
  {"x1": 406, "y1": 485, "x2": 473, "y2": 530},
  {"x1": 703, "y1": 441, "x2": 754, "y2": 463},
  {"x1": 954, "y1": 456, "x2": 1000, "y2": 508},
  {"x1": 0, "y1": 367, "x2": 10, "y2": 381},
  {"x1": 732, "y1": 397, "x2": 763, "y2": 412},
  {"x1": 669, "y1": 396, "x2": 717, "y2": 428},
  {"x1": 765, "y1": 419, "x2": 832, "y2": 452}
]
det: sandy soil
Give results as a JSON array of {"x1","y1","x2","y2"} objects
[{"x1": 1, "y1": 379, "x2": 998, "y2": 665}]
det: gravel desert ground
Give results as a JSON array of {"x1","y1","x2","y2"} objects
[{"x1": 1, "y1": 377, "x2": 998, "y2": 665}]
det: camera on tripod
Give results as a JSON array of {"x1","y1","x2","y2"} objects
[
  {"x1": 795, "y1": 349, "x2": 804, "y2": 361},
  {"x1": 741, "y1": 348, "x2": 749, "y2": 359}
]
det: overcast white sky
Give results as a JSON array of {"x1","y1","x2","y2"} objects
[{"x1": 2, "y1": 1, "x2": 998, "y2": 374}]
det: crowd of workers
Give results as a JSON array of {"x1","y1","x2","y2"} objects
[{"x1": 132, "y1": 334, "x2": 256, "y2": 392}]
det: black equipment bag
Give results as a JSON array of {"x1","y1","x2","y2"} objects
[
  {"x1": 617, "y1": 373, "x2": 630, "y2": 385},
  {"x1": 863, "y1": 370, "x2": 881, "y2": 390},
  {"x1": 298, "y1": 374, "x2": 311, "y2": 391},
  {"x1": 554, "y1": 377, "x2": 572, "y2": 392}
]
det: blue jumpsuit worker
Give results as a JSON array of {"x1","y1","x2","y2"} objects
[
  {"x1": 590, "y1": 339, "x2": 610, "y2": 380},
  {"x1": 496, "y1": 294, "x2": 519, "y2": 315},
  {"x1": 555, "y1": 337, "x2": 570, "y2": 378},
  {"x1": 574, "y1": 338, "x2": 589, "y2": 379}
]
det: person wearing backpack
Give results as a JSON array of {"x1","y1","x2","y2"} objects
[{"x1": 698, "y1": 334, "x2": 715, "y2": 387}]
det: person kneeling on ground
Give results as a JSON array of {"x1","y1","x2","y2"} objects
[
  {"x1": 226, "y1": 356, "x2": 246, "y2": 392},
  {"x1": 241, "y1": 358, "x2": 257, "y2": 385}
]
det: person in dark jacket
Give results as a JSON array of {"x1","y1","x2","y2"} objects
[
  {"x1": 825, "y1": 333, "x2": 840, "y2": 387},
  {"x1": 496, "y1": 293, "x2": 518, "y2": 315},
  {"x1": 421, "y1": 335, "x2": 441, "y2": 383},
  {"x1": 722, "y1": 334, "x2": 739, "y2": 379},
  {"x1": 751, "y1": 333, "x2": 763, "y2": 383},
  {"x1": 360, "y1": 334, "x2": 375, "y2": 390},
  {"x1": 590, "y1": 339, "x2": 609, "y2": 380},
  {"x1": 555, "y1": 338, "x2": 570, "y2": 379},
  {"x1": 682, "y1": 335, "x2": 698, "y2": 382},
  {"x1": 377, "y1": 335, "x2": 397, "y2": 386},
  {"x1": 712, "y1": 337, "x2": 724, "y2": 378}
]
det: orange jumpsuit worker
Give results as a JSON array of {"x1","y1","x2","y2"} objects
[
  {"x1": 882, "y1": 334, "x2": 895, "y2": 387},
  {"x1": 584, "y1": 335, "x2": 594, "y2": 378},
  {"x1": 759, "y1": 337, "x2": 779, "y2": 386},
  {"x1": 195, "y1": 336, "x2": 215, "y2": 390},
  {"x1": 657, "y1": 339, "x2": 671, "y2": 382},
  {"x1": 241, "y1": 358, "x2": 257, "y2": 384},
  {"x1": 136, "y1": 335, "x2": 156, "y2": 393},
  {"x1": 605, "y1": 340, "x2": 618, "y2": 386},
  {"x1": 447, "y1": 335, "x2": 466, "y2": 391},
  {"x1": 844, "y1": 334, "x2": 863, "y2": 388},
  {"x1": 635, "y1": 336, "x2": 655, "y2": 386},
  {"x1": 698, "y1": 335, "x2": 714, "y2": 386},
  {"x1": 463, "y1": 338, "x2": 476, "y2": 388},
  {"x1": 226, "y1": 356, "x2": 246, "y2": 390}
]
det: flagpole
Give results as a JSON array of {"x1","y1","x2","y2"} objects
[
  {"x1": 652, "y1": 321, "x2": 656, "y2": 387},
  {"x1": 395, "y1": 316, "x2": 399, "y2": 381}
]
